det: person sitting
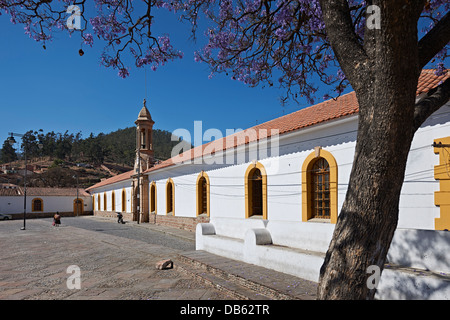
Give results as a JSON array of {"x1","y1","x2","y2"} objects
[{"x1": 53, "y1": 212, "x2": 61, "y2": 226}]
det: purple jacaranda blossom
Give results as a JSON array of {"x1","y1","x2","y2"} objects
[
  {"x1": 435, "y1": 62, "x2": 448, "y2": 77},
  {"x1": 118, "y1": 68, "x2": 129, "y2": 78},
  {"x1": 1, "y1": 0, "x2": 447, "y2": 91},
  {"x1": 337, "y1": 69, "x2": 346, "y2": 81},
  {"x1": 83, "y1": 33, "x2": 94, "y2": 47}
]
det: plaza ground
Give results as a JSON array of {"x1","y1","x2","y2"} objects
[
  {"x1": 0, "y1": 216, "x2": 318, "y2": 301},
  {"x1": 0, "y1": 217, "x2": 230, "y2": 300}
]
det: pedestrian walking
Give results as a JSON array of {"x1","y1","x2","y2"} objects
[{"x1": 117, "y1": 212, "x2": 124, "y2": 224}]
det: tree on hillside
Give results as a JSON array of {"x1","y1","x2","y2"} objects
[
  {"x1": 0, "y1": 139, "x2": 18, "y2": 164},
  {"x1": 1, "y1": 0, "x2": 449, "y2": 299}
]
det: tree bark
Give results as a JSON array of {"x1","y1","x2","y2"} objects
[{"x1": 317, "y1": 0, "x2": 429, "y2": 299}]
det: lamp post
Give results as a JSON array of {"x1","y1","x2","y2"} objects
[
  {"x1": 8, "y1": 132, "x2": 26, "y2": 230},
  {"x1": 73, "y1": 174, "x2": 79, "y2": 217}
]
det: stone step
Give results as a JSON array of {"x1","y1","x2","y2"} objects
[
  {"x1": 175, "y1": 250, "x2": 318, "y2": 300},
  {"x1": 176, "y1": 249, "x2": 450, "y2": 300},
  {"x1": 175, "y1": 261, "x2": 272, "y2": 300}
]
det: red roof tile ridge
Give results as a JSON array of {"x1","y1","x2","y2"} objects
[{"x1": 85, "y1": 169, "x2": 135, "y2": 191}]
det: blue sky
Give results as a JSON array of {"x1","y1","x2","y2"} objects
[{"x1": 0, "y1": 6, "x2": 318, "y2": 149}]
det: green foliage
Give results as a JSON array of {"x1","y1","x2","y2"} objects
[
  {"x1": 0, "y1": 139, "x2": 18, "y2": 164},
  {"x1": 14, "y1": 127, "x2": 189, "y2": 167}
]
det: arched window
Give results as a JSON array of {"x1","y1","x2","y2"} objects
[
  {"x1": 103, "y1": 193, "x2": 107, "y2": 211},
  {"x1": 150, "y1": 182, "x2": 157, "y2": 214},
  {"x1": 111, "y1": 191, "x2": 116, "y2": 211},
  {"x1": 310, "y1": 158, "x2": 330, "y2": 219},
  {"x1": 122, "y1": 189, "x2": 126, "y2": 212},
  {"x1": 166, "y1": 178, "x2": 175, "y2": 215},
  {"x1": 97, "y1": 194, "x2": 101, "y2": 211},
  {"x1": 302, "y1": 148, "x2": 338, "y2": 223},
  {"x1": 245, "y1": 162, "x2": 267, "y2": 219},
  {"x1": 32, "y1": 198, "x2": 43, "y2": 212},
  {"x1": 196, "y1": 172, "x2": 210, "y2": 216}
]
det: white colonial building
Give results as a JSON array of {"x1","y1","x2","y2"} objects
[
  {"x1": 87, "y1": 69, "x2": 450, "y2": 299},
  {"x1": 0, "y1": 184, "x2": 92, "y2": 218}
]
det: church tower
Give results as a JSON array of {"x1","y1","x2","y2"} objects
[
  {"x1": 133, "y1": 98, "x2": 154, "y2": 223},
  {"x1": 134, "y1": 98, "x2": 155, "y2": 172}
]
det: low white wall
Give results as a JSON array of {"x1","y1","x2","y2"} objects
[
  {"x1": 197, "y1": 218, "x2": 450, "y2": 298},
  {"x1": 0, "y1": 195, "x2": 92, "y2": 215},
  {"x1": 387, "y1": 228, "x2": 450, "y2": 274}
]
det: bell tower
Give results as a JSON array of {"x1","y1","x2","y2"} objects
[
  {"x1": 133, "y1": 98, "x2": 154, "y2": 223},
  {"x1": 134, "y1": 98, "x2": 155, "y2": 172}
]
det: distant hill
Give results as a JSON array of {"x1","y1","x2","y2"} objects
[
  {"x1": 0, "y1": 127, "x2": 190, "y2": 167},
  {"x1": 0, "y1": 127, "x2": 192, "y2": 188},
  {"x1": 91, "y1": 127, "x2": 189, "y2": 166}
]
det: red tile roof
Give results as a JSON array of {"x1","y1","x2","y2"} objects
[
  {"x1": 416, "y1": 69, "x2": 450, "y2": 95},
  {"x1": 0, "y1": 185, "x2": 91, "y2": 197},
  {"x1": 87, "y1": 69, "x2": 449, "y2": 190},
  {"x1": 85, "y1": 170, "x2": 134, "y2": 191}
]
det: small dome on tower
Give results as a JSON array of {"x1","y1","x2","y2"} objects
[{"x1": 136, "y1": 99, "x2": 154, "y2": 123}]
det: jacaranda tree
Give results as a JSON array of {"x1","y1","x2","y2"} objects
[{"x1": 1, "y1": 0, "x2": 449, "y2": 299}]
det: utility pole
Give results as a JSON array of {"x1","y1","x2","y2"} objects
[{"x1": 8, "y1": 132, "x2": 26, "y2": 230}]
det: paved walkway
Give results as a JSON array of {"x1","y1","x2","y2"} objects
[
  {"x1": 121, "y1": 217, "x2": 318, "y2": 299},
  {"x1": 0, "y1": 218, "x2": 230, "y2": 300},
  {"x1": 0, "y1": 216, "x2": 318, "y2": 300}
]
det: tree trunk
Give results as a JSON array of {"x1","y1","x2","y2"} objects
[
  {"x1": 317, "y1": 89, "x2": 417, "y2": 299},
  {"x1": 317, "y1": 0, "x2": 425, "y2": 299}
]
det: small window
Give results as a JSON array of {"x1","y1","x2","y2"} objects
[
  {"x1": 111, "y1": 191, "x2": 116, "y2": 211},
  {"x1": 310, "y1": 158, "x2": 331, "y2": 219},
  {"x1": 122, "y1": 189, "x2": 126, "y2": 212},
  {"x1": 245, "y1": 162, "x2": 267, "y2": 219},
  {"x1": 166, "y1": 179, "x2": 175, "y2": 215},
  {"x1": 32, "y1": 198, "x2": 43, "y2": 212},
  {"x1": 196, "y1": 172, "x2": 210, "y2": 216},
  {"x1": 301, "y1": 148, "x2": 338, "y2": 223},
  {"x1": 150, "y1": 182, "x2": 157, "y2": 214}
]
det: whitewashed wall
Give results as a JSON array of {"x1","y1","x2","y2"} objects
[
  {"x1": 87, "y1": 104, "x2": 450, "y2": 231},
  {"x1": 0, "y1": 195, "x2": 92, "y2": 215},
  {"x1": 90, "y1": 180, "x2": 133, "y2": 213},
  {"x1": 144, "y1": 104, "x2": 450, "y2": 231}
]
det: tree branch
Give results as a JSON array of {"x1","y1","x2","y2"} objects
[
  {"x1": 418, "y1": 10, "x2": 450, "y2": 70},
  {"x1": 318, "y1": 0, "x2": 369, "y2": 89},
  {"x1": 413, "y1": 77, "x2": 450, "y2": 131}
]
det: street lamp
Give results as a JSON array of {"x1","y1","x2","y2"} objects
[
  {"x1": 73, "y1": 174, "x2": 79, "y2": 217},
  {"x1": 8, "y1": 132, "x2": 26, "y2": 230}
]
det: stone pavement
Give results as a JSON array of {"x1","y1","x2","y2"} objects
[
  {"x1": 0, "y1": 218, "x2": 231, "y2": 300},
  {"x1": 0, "y1": 216, "x2": 318, "y2": 300},
  {"x1": 122, "y1": 217, "x2": 318, "y2": 300}
]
